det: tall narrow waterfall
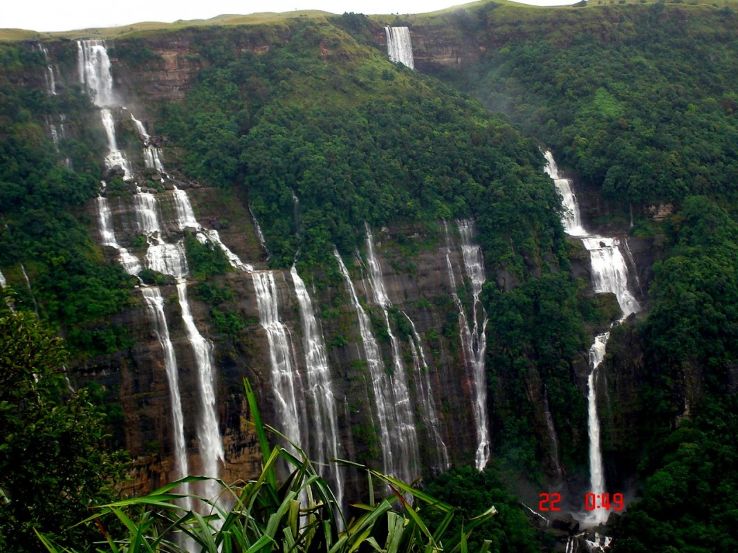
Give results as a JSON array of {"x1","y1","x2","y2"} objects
[
  {"x1": 334, "y1": 249, "x2": 403, "y2": 480},
  {"x1": 252, "y1": 271, "x2": 307, "y2": 452},
  {"x1": 141, "y1": 287, "x2": 192, "y2": 510},
  {"x1": 0, "y1": 269, "x2": 6, "y2": 288},
  {"x1": 131, "y1": 190, "x2": 224, "y2": 500},
  {"x1": 454, "y1": 220, "x2": 491, "y2": 470},
  {"x1": 385, "y1": 27, "x2": 415, "y2": 69},
  {"x1": 363, "y1": 226, "x2": 420, "y2": 481},
  {"x1": 77, "y1": 40, "x2": 132, "y2": 179},
  {"x1": 403, "y1": 312, "x2": 450, "y2": 472},
  {"x1": 544, "y1": 150, "x2": 642, "y2": 525},
  {"x1": 37, "y1": 44, "x2": 57, "y2": 96},
  {"x1": 82, "y1": 37, "x2": 225, "y2": 504},
  {"x1": 176, "y1": 281, "x2": 224, "y2": 502},
  {"x1": 290, "y1": 267, "x2": 343, "y2": 506}
]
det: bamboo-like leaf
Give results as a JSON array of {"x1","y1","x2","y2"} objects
[
  {"x1": 385, "y1": 511, "x2": 404, "y2": 553},
  {"x1": 245, "y1": 378, "x2": 276, "y2": 488}
]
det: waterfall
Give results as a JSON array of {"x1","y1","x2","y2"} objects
[
  {"x1": 77, "y1": 40, "x2": 132, "y2": 179},
  {"x1": 403, "y1": 311, "x2": 450, "y2": 472},
  {"x1": 252, "y1": 271, "x2": 307, "y2": 452},
  {"x1": 131, "y1": 189, "x2": 224, "y2": 499},
  {"x1": 96, "y1": 195, "x2": 141, "y2": 275},
  {"x1": 176, "y1": 281, "x2": 224, "y2": 501},
  {"x1": 0, "y1": 270, "x2": 5, "y2": 288},
  {"x1": 129, "y1": 111, "x2": 165, "y2": 174},
  {"x1": 37, "y1": 44, "x2": 57, "y2": 96},
  {"x1": 544, "y1": 150, "x2": 642, "y2": 525},
  {"x1": 171, "y1": 186, "x2": 254, "y2": 272},
  {"x1": 77, "y1": 40, "x2": 115, "y2": 107},
  {"x1": 363, "y1": 226, "x2": 420, "y2": 481},
  {"x1": 544, "y1": 151, "x2": 586, "y2": 237},
  {"x1": 581, "y1": 237, "x2": 640, "y2": 317},
  {"x1": 249, "y1": 205, "x2": 270, "y2": 259},
  {"x1": 290, "y1": 266, "x2": 343, "y2": 506},
  {"x1": 385, "y1": 26, "x2": 415, "y2": 69},
  {"x1": 141, "y1": 287, "x2": 192, "y2": 510},
  {"x1": 95, "y1": 195, "x2": 192, "y2": 507},
  {"x1": 334, "y1": 248, "x2": 402, "y2": 479},
  {"x1": 455, "y1": 219, "x2": 491, "y2": 471}
]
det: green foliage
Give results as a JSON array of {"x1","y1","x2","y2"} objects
[
  {"x1": 183, "y1": 234, "x2": 230, "y2": 279},
  {"x1": 424, "y1": 466, "x2": 540, "y2": 553},
  {"x1": 0, "y1": 43, "x2": 132, "y2": 358},
  {"x1": 158, "y1": 21, "x2": 563, "y2": 271},
  {"x1": 447, "y1": 3, "x2": 738, "y2": 206},
  {"x1": 138, "y1": 268, "x2": 174, "y2": 286},
  {"x1": 612, "y1": 397, "x2": 738, "y2": 552},
  {"x1": 0, "y1": 313, "x2": 125, "y2": 552},
  {"x1": 38, "y1": 381, "x2": 498, "y2": 553},
  {"x1": 484, "y1": 272, "x2": 589, "y2": 472}
]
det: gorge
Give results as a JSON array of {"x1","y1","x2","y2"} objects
[{"x1": 1, "y1": 1, "x2": 737, "y2": 551}]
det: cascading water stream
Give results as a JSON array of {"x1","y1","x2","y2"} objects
[
  {"x1": 96, "y1": 195, "x2": 142, "y2": 275},
  {"x1": 176, "y1": 281, "x2": 224, "y2": 503},
  {"x1": 171, "y1": 186, "x2": 254, "y2": 272},
  {"x1": 132, "y1": 188, "x2": 224, "y2": 502},
  {"x1": 80, "y1": 37, "x2": 224, "y2": 511},
  {"x1": 128, "y1": 110, "x2": 165, "y2": 175},
  {"x1": 141, "y1": 287, "x2": 192, "y2": 510},
  {"x1": 403, "y1": 311, "x2": 450, "y2": 472},
  {"x1": 454, "y1": 220, "x2": 491, "y2": 470},
  {"x1": 252, "y1": 271, "x2": 307, "y2": 453},
  {"x1": 334, "y1": 249, "x2": 399, "y2": 478},
  {"x1": 363, "y1": 226, "x2": 420, "y2": 481},
  {"x1": 385, "y1": 26, "x2": 415, "y2": 69},
  {"x1": 94, "y1": 190, "x2": 194, "y2": 511},
  {"x1": 77, "y1": 40, "x2": 133, "y2": 179},
  {"x1": 544, "y1": 150, "x2": 641, "y2": 526},
  {"x1": 290, "y1": 266, "x2": 343, "y2": 507}
]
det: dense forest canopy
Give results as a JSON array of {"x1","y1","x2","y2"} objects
[{"x1": 0, "y1": 1, "x2": 737, "y2": 551}]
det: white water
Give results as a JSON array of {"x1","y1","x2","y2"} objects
[
  {"x1": 544, "y1": 151, "x2": 587, "y2": 236},
  {"x1": 37, "y1": 44, "x2": 57, "y2": 96},
  {"x1": 252, "y1": 271, "x2": 307, "y2": 452},
  {"x1": 77, "y1": 40, "x2": 133, "y2": 179},
  {"x1": 96, "y1": 195, "x2": 142, "y2": 275},
  {"x1": 403, "y1": 311, "x2": 450, "y2": 472},
  {"x1": 544, "y1": 150, "x2": 642, "y2": 526},
  {"x1": 363, "y1": 226, "x2": 420, "y2": 481},
  {"x1": 385, "y1": 26, "x2": 415, "y2": 69},
  {"x1": 83, "y1": 38, "x2": 225, "y2": 507},
  {"x1": 78, "y1": 40, "x2": 115, "y2": 107},
  {"x1": 141, "y1": 287, "x2": 192, "y2": 510},
  {"x1": 176, "y1": 281, "x2": 224, "y2": 502},
  {"x1": 0, "y1": 269, "x2": 6, "y2": 288},
  {"x1": 132, "y1": 189, "x2": 224, "y2": 500},
  {"x1": 334, "y1": 249, "x2": 396, "y2": 478},
  {"x1": 171, "y1": 186, "x2": 254, "y2": 272},
  {"x1": 129, "y1": 111, "x2": 165, "y2": 174},
  {"x1": 290, "y1": 266, "x2": 343, "y2": 507},
  {"x1": 249, "y1": 205, "x2": 270, "y2": 259},
  {"x1": 456, "y1": 219, "x2": 491, "y2": 470}
]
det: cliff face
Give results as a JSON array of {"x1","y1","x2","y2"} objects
[{"x1": 20, "y1": 16, "x2": 661, "y2": 501}]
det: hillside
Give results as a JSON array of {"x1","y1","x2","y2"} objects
[{"x1": 0, "y1": 1, "x2": 737, "y2": 552}]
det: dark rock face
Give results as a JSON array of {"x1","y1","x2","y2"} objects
[{"x1": 52, "y1": 24, "x2": 661, "y2": 503}]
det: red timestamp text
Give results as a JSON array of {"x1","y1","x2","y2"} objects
[{"x1": 537, "y1": 492, "x2": 625, "y2": 512}]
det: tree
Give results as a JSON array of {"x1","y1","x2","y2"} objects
[{"x1": 0, "y1": 312, "x2": 125, "y2": 552}]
